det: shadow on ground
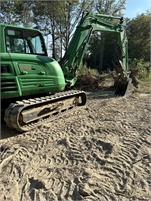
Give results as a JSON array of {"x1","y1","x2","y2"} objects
[
  {"x1": 87, "y1": 89, "x2": 115, "y2": 100},
  {"x1": 1, "y1": 123, "x2": 20, "y2": 139}
]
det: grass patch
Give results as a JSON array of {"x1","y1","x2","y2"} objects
[
  {"x1": 138, "y1": 71, "x2": 151, "y2": 93},
  {"x1": 138, "y1": 79, "x2": 150, "y2": 93}
]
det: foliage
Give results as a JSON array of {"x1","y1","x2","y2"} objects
[
  {"x1": 78, "y1": 64, "x2": 100, "y2": 76},
  {"x1": 32, "y1": 0, "x2": 93, "y2": 58},
  {"x1": 126, "y1": 12, "x2": 150, "y2": 62},
  {"x1": 129, "y1": 58, "x2": 150, "y2": 80},
  {"x1": 78, "y1": 64, "x2": 113, "y2": 81},
  {"x1": 0, "y1": 0, "x2": 34, "y2": 26},
  {"x1": 32, "y1": 1, "x2": 66, "y2": 58},
  {"x1": 94, "y1": 0, "x2": 126, "y2": 15},
  {"x1": 76, "y1": 64, "x2": 115, "y2": 91}
]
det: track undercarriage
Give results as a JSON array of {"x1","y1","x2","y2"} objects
[{"x1": 3, "y1": 90, "x2": 86, "y2": 132}]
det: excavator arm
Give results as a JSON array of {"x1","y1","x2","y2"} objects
[{"x1": 59, "y1": 11, "x2": 129, "y2": 91}]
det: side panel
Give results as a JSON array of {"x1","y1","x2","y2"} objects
[
  {"x1": 1, "y1": 53, "x2": 66, "y2": 99},
  {"x1": 1, "y1": 53, "x2": 21, "y2": 98}
]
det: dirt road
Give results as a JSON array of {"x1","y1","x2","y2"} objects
[{"x1": 0, "y1": 89, "x2": 150, "y2": 201}]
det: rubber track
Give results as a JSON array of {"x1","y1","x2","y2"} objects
[{"x1": 4, "y1": 90, "x2": 86, "y2": 132}]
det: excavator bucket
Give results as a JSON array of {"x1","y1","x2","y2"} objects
[
  {"x1": 114, "y1": 78, "x2": 134, "y2": 96},
  {"x1": 113, "y1": 60, "x2": 134, "y2": 96}
]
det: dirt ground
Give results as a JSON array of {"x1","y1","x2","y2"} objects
[{"x1": 0, "y1": 87, "x2": 151, "y2": 201}]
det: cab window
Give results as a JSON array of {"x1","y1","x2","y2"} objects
[{"x1": 5, "y1": 28, "x2": 47, "y2": 55}]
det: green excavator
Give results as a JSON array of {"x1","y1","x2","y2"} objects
[{"x1": 1, "y1": 11, "x2": 134, "y2": 132}]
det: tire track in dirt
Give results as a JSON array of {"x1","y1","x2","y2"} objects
[
  {"x1": 83, "y1": 94, "x2": 151, "y2": 200},
  {"x1": 0, "y1": 129, "x2": 54, "y2": 201},
  {"x1": 0, "y1": 92, "x2": 150, "y2": 200},
  {"x1": 19, "y1": 135, "x2": 89, "y2": 200}
]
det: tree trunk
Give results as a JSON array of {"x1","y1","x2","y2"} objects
[{"x1": 98, "y1": 34, "x2": 104, "y2": 73}]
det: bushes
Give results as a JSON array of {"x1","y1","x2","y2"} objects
[
  {"x1": 129, "y1": 59, "x2": 150, "y2": 93},
  {"x1": 76, "y1": 65, "x2": 102, "y2": 90},
  {"x1": 76, "y1": 62, "x2": 150, "y2": 92},
  {"x1": 78, "y1": 65, "x2": 100, "y2": 77},
  {"x1": 76, "y1": 65, "x2": 114, "y2": 91},
  {"x1": 129, "y1": 58, "x2": 150, "y2": 80}
]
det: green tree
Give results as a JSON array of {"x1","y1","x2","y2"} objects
[
  {"x1": 32, "y1": 0, "x2": 93, "y2": 58},
  {"x1": 94, "y1": 0, "x2": 126, "y2": 15},
  {"x1": 32, "y1": 0, "x2": 79, "y2": 58},
  {"x1": 127, "y1": 12, "x2": 150, "y2": 62},
  {"x1": 0, "y1": 0, "x2": 15, "y2": 24},
  {"x1": 0, "y1": 0, "x2": 33, "y2": 26}
]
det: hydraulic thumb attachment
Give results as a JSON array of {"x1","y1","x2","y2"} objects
[{"x1": 113, "y1": 60, "x2": 134, "y2": 96}]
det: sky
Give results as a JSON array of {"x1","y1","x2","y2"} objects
[{"x1": 123, "y1": 0, "x2": 151, "y2": 18}]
